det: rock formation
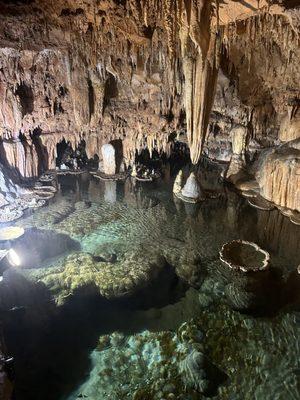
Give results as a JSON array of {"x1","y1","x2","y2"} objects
[
  {"x1": 257, "y1": 139, "x2": 300, "y2": 211},
  {"x1": 173, "y1": 169, "x2": 183, "y2": 194},
  {"x1": 181, "y1": 172, "x2": 202, "y2": 200},
  {"x1": 101, "y1": 143, "x2": 116, "y2": 175}
]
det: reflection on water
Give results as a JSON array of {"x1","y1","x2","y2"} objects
[{"x1": 0, "y1": 166, "x2": 300, "y2": 400}]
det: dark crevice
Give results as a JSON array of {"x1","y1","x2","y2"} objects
[
  {"x1": 103, "y1": 73, "x2": 118, "y2": 113},
  {"x1": 87, "y1": 79, "x2": 95, "y2": 120},
  {"x1": 15, "y1": 82, "x2": 34, "y2": 117}
]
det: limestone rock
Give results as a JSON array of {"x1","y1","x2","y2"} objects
[
  {"x1": 257, "y1": 141, "x2": 300, "y2": 212},
  {"x1": 181, "y1": 173, "x2": 201, "y2": 200},
  {"x1": 0, "y1": 193, "x2": 8, "y2": 208},
  {"x1": 226, "y1": 154, "x2": 249, "y2": 185},
  {"x1": 173, "y1": 170, "x2": 183, "y2": 194},
  {"x1": 279, "y1": 113, "x2": 300, "y2": 142},
  {"x1": 101, "y1": 144, "x2": 116, "y2": 175},
  {"x1": 230, "y1": 125, "x2": 248, "y2": 155}
]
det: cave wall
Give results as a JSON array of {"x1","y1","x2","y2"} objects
[
  {"x1": 0, "y1": 0, "x2": 183, "y2": 178},
  {"x1": 0, "y1": 0, "x2": 299, "y2": 181}
]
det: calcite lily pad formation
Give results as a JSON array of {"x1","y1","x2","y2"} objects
[
  {"x1": 219, "y1": 240, "x2": 270, "y2": 273},
  {"x1": 0, "y1": 226, "x2": 24, "y2": 242}
]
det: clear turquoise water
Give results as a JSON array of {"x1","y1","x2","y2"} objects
[{"x1": 2, "y1": 164, "x2": 300, "y2": 400}]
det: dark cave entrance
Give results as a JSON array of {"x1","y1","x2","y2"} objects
[
  {"x1": 109, "y1": 139, "x2": 123, "y2": 173},
  {"x1": 56, "y1": 139, "x2": 88, "y2": 170},
  {"x1": 135, "y1": 148, "x2": 163, "y2": 171},
  {"x1": 31, "y1": 128, "x2": 47, "y2": 175},
  {"x1": 135, "y1": 140, "x2": 189, "y2": 171}
]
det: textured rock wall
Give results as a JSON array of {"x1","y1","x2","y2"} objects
[
  {"x1": 0, "y1": 0, "x2": 182, "y2": 178},
  {"x1": 0, "y1": 0, "x2": 299, "y2": 181}
]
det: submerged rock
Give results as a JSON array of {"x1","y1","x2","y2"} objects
[
  {"x1": 179, "y1": 350, "x2": 209, "y2": 393},
  {"x1": 225, "y1": 282, "x2": 258, "y2": 312},
  {"x1": 27, "y1": 250, "x2": 166, "y2": 304},
  {"x1": 12, "y1": 228, "x2": 80, "y2": 268}
]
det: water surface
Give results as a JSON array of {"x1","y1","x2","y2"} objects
[{"x1": 1, "y1": 165, "x2": 300, "y2": 400}]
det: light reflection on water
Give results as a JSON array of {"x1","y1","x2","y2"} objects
[{"x1": 1, "y1": 166, "x2": 300, "y2": 400}]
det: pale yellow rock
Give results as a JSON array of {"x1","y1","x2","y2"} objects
[
  {"x1": 231, "y1": 125, "x2": 248, "y2": 155},
  {"x1": 173, "y1": 170, "x2": 183, "y2": 194},
  {"x1": 0, "y1": 226, "x2": 24, "y2": 241},
  {"x1": 279, "y1": 113, "x2": 300, "y2": 142},
  {"x1": 258, "y1": 142, "x2": 300, "y2": 212},
  {"x1": 236, "y1": 180, "x2": 260, "y2": 191},
  {"x1": 131, "y1": 165, "x2": 137, "y2": 177},
  {"x1": 181, "y1": 172, "x2": 201, "y2": 199},
  {"x1": 226, "y1": 154, "x2": 249, "y2": 185}
]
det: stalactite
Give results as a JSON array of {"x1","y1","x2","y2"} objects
[{"x1": 177, "y1": 0, "x2": 220, "y2": 164}]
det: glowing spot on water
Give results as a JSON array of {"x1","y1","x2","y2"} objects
[{"x1": 8, "y1": 249, "x2": 21, "y2": 267}]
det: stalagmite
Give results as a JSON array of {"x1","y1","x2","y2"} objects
[
  {"x1": 131, "y1": 164, "x2": 137, "y2": 177},
  {"x1": 181, "y1": 172, "x2": 201, "y2": 200},
  {"x1": 101, "y1": 144, "x2": 116, "y2": 175}
]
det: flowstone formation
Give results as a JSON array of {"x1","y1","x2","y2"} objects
[
  {"x1": 0, "y1": 162, "x2": 54, "y2": 222},
  {"x1": 177, "y1": 172, "x2": 203, "y2": 203}
]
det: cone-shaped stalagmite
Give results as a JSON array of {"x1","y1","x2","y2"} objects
[{"x1": 181, "y1": 172, "x2": 201, "y2": 199}]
